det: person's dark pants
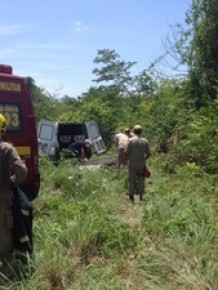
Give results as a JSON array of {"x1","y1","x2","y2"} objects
[{"x1": 128, "y1": 165, "x2": 144, "y2": 200}]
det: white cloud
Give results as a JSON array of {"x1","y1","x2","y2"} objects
[
  {"x1": 73, "y1": 21, "x2": 89, "y2": 32},
  {"x1": 0, "y1": 24, "x2": 26, "y2": 36}
]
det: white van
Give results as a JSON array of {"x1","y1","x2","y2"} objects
[{"x1": 37, "y1": 119, "x2": 106, "y2": 160}]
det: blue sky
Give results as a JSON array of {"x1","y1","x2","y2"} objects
[{"x1": 1, "y1": 0, "x2": 191, "y2": 97}]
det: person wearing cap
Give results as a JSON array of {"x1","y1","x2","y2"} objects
[
  {"x1": 125, "y1": 124, "x2": 151, "y2": 202},
  {"x1": 0, "y1": 114, "x2": 27, "y2": 264},
  {"x1": 124, "y1": 128, "x2": 134, "y2": 138},
  {"x1": 115, "y1": 128, "x2": 132, "y2": 168}
]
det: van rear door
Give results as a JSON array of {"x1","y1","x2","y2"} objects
[
  {"x1": 38, "y1": 120, "x2": 58, "y2": 157},
  {"x1": 85, "y1": 120, "x2": 106, "y2": 154}
]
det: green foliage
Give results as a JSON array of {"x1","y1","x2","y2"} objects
[
  {"x1": 144, "y1": 182, "x2": 213, "y2": 237},
  {"x1": 89, "y1": 217, "x2": 138, "y2": 256},
  {"x1": 79, "y1": 90, "x2": 119, "y2": 146},
  {"x1": 140, "y1": 167, "x2": 218, "y2": 289},
  {"x1": 29, "y1": 83, "x2": 62, "y2": 123},
  {"x1": 188, "y1": 0, "x2": 218, "y2": 102},
  {"x1": 93, "y1": 49, "x2": 136, "y2": 94},
  {"x1": 174, "y1": 103, "x2": 218, "y2": 172}
]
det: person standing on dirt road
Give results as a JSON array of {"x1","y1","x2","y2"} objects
[
  {"x1": 125, "y1": 125, "x2": 151, "y2": 203},
  {"x1": 115, "y1": 128, "x2": 132, "y2": 168},
  {"x1": 0, "y1": 114, "x2": 27, "y2": 264}
]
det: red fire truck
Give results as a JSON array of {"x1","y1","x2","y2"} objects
[{"x1": 0, "y1": 64, "x2": 40, "y2": 200}]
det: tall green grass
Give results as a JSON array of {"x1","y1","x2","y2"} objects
[{"x1": 1, "y1": 157, "x2": 217, "y2": 289}]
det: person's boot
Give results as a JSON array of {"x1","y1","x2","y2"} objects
[
  {"x1": 129, "y1": 195, "x2": 134, "y2": 203},
  {"x1": 139, "y1": 194, "x2": 143, "y2": 201}
]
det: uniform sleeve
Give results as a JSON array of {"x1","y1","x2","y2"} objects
[
  {"x1": 9, "y1": 146, "x2": 27, "y2": 183},
  {"x1": 125, "y1": 141, "x2": 130, "y2": 155}
]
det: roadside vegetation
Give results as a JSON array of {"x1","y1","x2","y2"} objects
[
  {"x1": 1, "y1": 156, "x2": 217, "y2": 289},
  {"x1": 0, "y1": 0, "x2": 217, "y2": 289}
]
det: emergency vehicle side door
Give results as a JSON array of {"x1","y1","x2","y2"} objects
[
  {"x1": 85, "y1": 120, "x2": 106, "y2": 154},
  {"x1": 37, "y1": 120, "x2": 58, "y2": 157}
]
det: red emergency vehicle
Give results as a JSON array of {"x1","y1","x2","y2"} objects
[{"x1": 0, "y1": 64, "x2": 40, "y2": 200}]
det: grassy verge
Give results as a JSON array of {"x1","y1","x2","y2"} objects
[{"x1": 1, "y1": 156, "x2": 217, "y2": 289}]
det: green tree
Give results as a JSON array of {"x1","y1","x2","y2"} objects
[
  {"x1": 25, "y1": 77, "x2": 62, "y2": 123},
  {"x1": 186, "y1": 0, "x2": 218, "y2": 106},
  {"x1": 93, "y1": 49, "x2": 136, "y2": 95},
  {"x1": 162, "y1": 0, "x2": 218, "y2": 107}
]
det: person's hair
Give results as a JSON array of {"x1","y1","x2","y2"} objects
[
  {"x1": 124, "y1": 128, "x2": 131, "y2": 135},
  {"x1": 133, "y1": 127, "x2": 142, "y2": 135}
]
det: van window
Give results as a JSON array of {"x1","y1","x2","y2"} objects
[
  {"x1": 89, "y1": 124, "x2": 99, "y2": 139},
  {"x1": 39, "y1": 124, "x2": 54, "y2": 140},
  {"x1": 0, "y1": 103, "x2": 22, "y2": 131}
]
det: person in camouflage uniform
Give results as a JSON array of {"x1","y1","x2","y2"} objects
[
  {"x1": 125, "y1": 125, "x2": 151, "y2": 203},
  {"x1": 0, "y1": 114, "x2": 27, "y2": 263}
]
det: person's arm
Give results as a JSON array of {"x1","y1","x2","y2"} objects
[
  {"x1": 125, "y1": 141, "x2": 130, "y2": 156},
  {"x1": 145, "y1": 142, "x2": 151, "y2": 160},
  {"x1": 9, "y1": 146, "x2": 27, "y2": 183}
]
